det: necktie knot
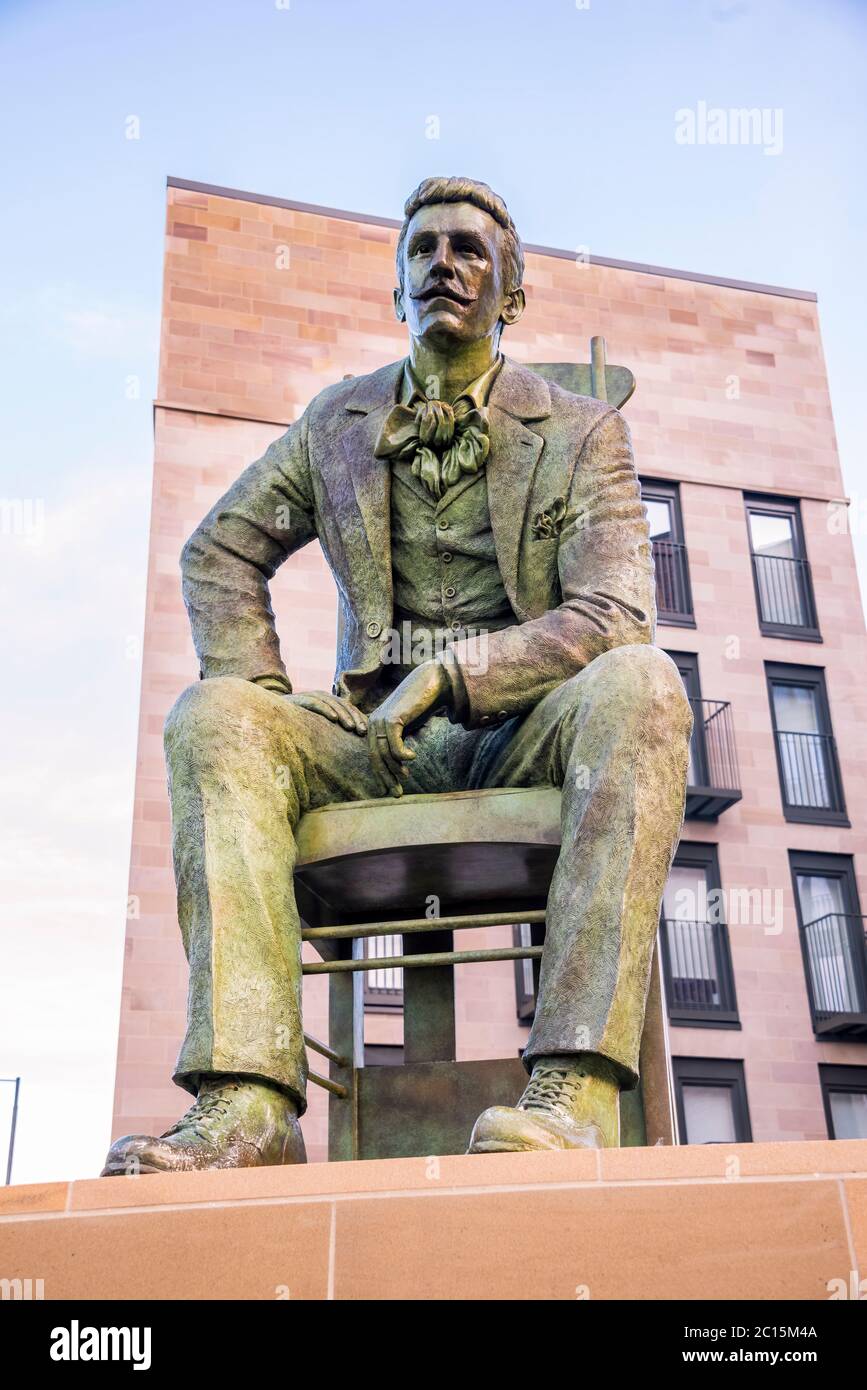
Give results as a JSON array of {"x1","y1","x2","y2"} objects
[
  {"x1": 375, "y1": 394, "x2": 490, "y2": 499},
  {"x1": 416, "y1": 398, "x2": 456, "y2": 449}
]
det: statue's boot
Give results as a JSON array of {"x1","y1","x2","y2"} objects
[
  {"x1": 100, "y1": 1075, "x2": 306, "y2": 1175},
  {"x1": 467, "y1": 1058, "x2": 620, "y2": 1154}
]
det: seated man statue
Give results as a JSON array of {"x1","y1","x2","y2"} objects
[{"x1": 103, "y1": 176, "x2": 692, "y2": 1175}]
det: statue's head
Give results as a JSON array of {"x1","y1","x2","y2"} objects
[{"x1": 394, "y1": 176, "x2": 525, "y2": 350}]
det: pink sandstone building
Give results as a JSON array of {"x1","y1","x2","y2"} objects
[{"x1": 110, "y1": 177, "x2": 867, "y2": 1162}]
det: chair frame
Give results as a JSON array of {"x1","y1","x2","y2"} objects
[{"x1": 296, "y1": 787, "x2": 677, "y2": 1160}]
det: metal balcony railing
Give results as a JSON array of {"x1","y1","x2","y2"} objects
[
  {"x1": 751, "y1": 553, "x2": 818, "y2": 633},
  {"x1": 362, "y1": 932, "x2": 404, "y2": 1008},
  {"x1": 685, "y1": 699, "x2": 742, "y2": 819},
  {"x1": 774, "y1": 730, "x2": 846, "y2": 816},
  {"x1": 801, "y1": 913, "x2": 867, "y2": 1037},
  {"x1": 652, "y1": 539, "x2": 693, "y2": 623},
  {"x1": 661, "y1": 919, "x2": 739, "y2": 1024}
]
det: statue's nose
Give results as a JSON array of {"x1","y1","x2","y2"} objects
[{"x1": 430, "y1": 237, "x2": 455, "y2": 274}]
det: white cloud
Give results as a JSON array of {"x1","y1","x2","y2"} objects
[
  {"x1": 0, "y1": 458, "x2": 150, "y2": 1182},
  {"x1": 2, "y1": 284, "x2": 159, "y2": 362}
]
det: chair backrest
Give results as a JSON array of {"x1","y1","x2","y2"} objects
[{"x1": 528, "y1": 338, "x2": 635, "y2": 409}]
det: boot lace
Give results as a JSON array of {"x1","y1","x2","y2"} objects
[
  {"x1": 164, "y1": 1080, "x2": 242, "y2": 1140},
  {"x1": 519, "y1": 1065, "x2": 584, "y2": 1116}
]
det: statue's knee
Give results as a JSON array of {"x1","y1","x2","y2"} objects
[
  {"x1": 164, "y1": 677, "x2": 261, "y2": 753},
  {"x1": 592, "y1": 645, "x2": 692, "y2": 732}
]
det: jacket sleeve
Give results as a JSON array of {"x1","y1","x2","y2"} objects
[
  {"x1": 441, "y1": 407, "x2": 655, "y2": 727},
  {"x1": 180, "y1": 410, "x2": 317, "y2": 690}
]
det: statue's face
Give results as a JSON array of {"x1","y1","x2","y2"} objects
[{"x1": 396, "y1": 201, "x2": 523, "y2": 347}]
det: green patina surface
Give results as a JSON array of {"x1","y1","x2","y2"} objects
[{"x1": 103, "y1": 176, "x2": 689, "y2": 1176}]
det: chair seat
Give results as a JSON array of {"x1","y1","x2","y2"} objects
[{"x1": 295, "y1": 786, "x2": 562, "y2": 923}]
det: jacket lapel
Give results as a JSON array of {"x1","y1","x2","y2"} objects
[
  {"x1": 340, "y1": 409, "x2": 392, "y2": 600},
  {"x1": 326, "y1": 355, "x2": 551, "y2": 623},
  {"x1": 332, "y1": 360, "x2": 405, "y2": 607},
  {"x1": 487, "y1": 359, "x2": 550, "y2": 613}
]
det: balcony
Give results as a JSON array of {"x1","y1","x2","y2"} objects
[
  {"x1": 774, "y1": 730, "x2": 847, "y2": 823},
  {"x1": 362, "y1": 933, "x2": 404, "y2": 1010},
  {"x1": 801, "y1": 914, "x2": 867, "y2": 1037},
  {"x1": 652, "y1": 539, "x2": 694, "y2": 625},
  {"x1": 751, "y1": 553, "x2": 819, "y2": 638},
  {"x1": 685, "y1": 699, "x2": 742, "y2": 819},
  {"x1": 660, "y1": 919, "x2": 739, "y2": 1026}
]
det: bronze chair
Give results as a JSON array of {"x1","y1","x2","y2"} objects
[{"x1": 295, "y1": 345, "x2": 677, "y2": 1160}]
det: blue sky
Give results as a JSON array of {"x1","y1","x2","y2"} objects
[{"x1": 1, "y1": 0, "x2": 866, "y2": 1181}]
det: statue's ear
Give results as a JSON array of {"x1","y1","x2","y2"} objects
[
  {"x1": 393, "y1": 287, "x2": 406, "y2": 323},
  {"x1": 500, "y1": 287, "x2": 525, "y2": 327}
]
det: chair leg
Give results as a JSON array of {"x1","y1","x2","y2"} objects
[
  {"x1": 327, "y1": 945, "x2": 363, "y2": 1161},
  {"x1": 402, "y1": 928, "x2": 456, "y2": 1064}
]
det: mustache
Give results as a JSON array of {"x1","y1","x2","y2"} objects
[{"x1": 410, "y1": 282, "x2": 476, "y2": 305}]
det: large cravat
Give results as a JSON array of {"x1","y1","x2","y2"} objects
[{"x1": 374, "y1": 394, "x2": 491, "y2": 500}]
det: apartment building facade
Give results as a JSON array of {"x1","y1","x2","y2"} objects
[{"x1": 109, "y1": 177, "x2": 867, "y2": 1162}]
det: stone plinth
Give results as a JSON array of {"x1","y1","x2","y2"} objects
[{"x1": 3, "y1": 1140, "x2": 866, "y2": 1300}]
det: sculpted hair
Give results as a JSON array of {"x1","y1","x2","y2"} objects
[{"x1": 396, "y1": 176, "x2": 525, "y2": 295}]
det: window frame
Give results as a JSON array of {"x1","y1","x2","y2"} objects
[
  {"x1": 819, "y1": 1064, "x2": 867, "y2": 1140},
  {"x1": 744, "y1": 493, "x2": 820, "y2": 641},
  {"x1": 363, "y1": 1045, "x2": 405, "y2": 1067},
  {"x1": 766, "y1": 663, "x2": 848, "y2": 825},
  {"x1": 362, "y1": 933, "x2": 405, "y2": 1012},
  {"x1": 789, "y1": 850, "x2": 866, "y2": 1036},
  {"x1": 660, "y1": 842, "x2": 740, "y2": 1029},
  {"x1": 640, "y1": 477, "x2": 695, "y2": 628},
  {"x1": 666, "y1": 651, "x2": 709, "y2": 790},
  {"x1": 672, "y1": 1056, "x2": 753, "y2": 1144},
  {"x1": 513, "y1": 921, "x2": 544, "y2": 1024}
]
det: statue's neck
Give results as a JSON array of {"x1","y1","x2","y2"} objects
[{"x1": 408, "y1": 333, "x2": 501, "y2": 403}]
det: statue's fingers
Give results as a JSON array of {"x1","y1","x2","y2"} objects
[
  {"x1": 367, "y1": 733, "x2": 391, "y2": 792},
  {"x1": 302, "y1": 696, "x2": 338, "y2": 721},
  {"x1": 323, "y1": 696, "x2": 360, "y2": 731},
  {"x1": 368, "y1": 727, "x2": 401, "y2": 796},
  {"x1": 377, "y1": 732, "x2": 405, "y2": 785},
  {"x1": 345, "y1": 703, "x2": 368, "y2": 736},
  {"x1": 385, "y1": 721, "x2": 415, "y2": 766}
]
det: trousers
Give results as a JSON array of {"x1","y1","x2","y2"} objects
[{"x1": 164, "y1": 643, "x2": 692, "y2": 1111}]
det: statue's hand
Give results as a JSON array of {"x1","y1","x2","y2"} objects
[
  {"x1": 367, "y1": 661, "x2": 451, "y2": 798},
  {"x1": 289, "y1": 691, "x2": 368, "y2": 736}
]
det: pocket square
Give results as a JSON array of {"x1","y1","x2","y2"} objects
[{"x1": 531, "y1": 496, "x2": 571, "y2": 540}]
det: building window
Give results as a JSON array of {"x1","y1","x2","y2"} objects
[
  {"x1": 660, "y1": 844, "x2": 739, "y2": 1027},
  {"x1": 767, "y1": 664, "x2": 847, "y2": 823},
  {"x1": 790, "y1": 851, "x2": 867, "y2": 1037},
  {"x1": 745, "y1": 495, "x2": 819, "y2": 639},
  {"x1": 641, "y1": 479, "x2": 694, "y2": 625},
  {"x1": 513, "y1": 922, "x2": 544, "y2": 1023},
  {"x1": 673, "y1": 1058, "x2": 752, "y2": 1144},
  {"x1": 363, "y1": 934, "x2": 404, "y2": 1011},
  {"x1": 819, "y1": 1066, "x2": 867, "y2": 1139},
  {"x1": 363, "y1": 1045, "x2": 405, "y2": 1067},
  {"x1": 666, "y1": 652, "x2": 741, "y2": 819}
]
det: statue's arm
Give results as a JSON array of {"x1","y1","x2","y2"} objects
[
  {"x1": 441, "y1": 407, "x2": 655, "y2": 726},
  {"x1": 180, "y1": 412, "x2": 317, "y2": 690}
]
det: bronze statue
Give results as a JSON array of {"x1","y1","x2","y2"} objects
[{"x1": 102, "y1": 177, "x2": 691, "y2": 1175}]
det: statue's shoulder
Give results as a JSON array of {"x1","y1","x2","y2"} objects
[
  {"x1": 550, "y1": 387, "x2": 627, "y2": 455},
  {"x1": 545, "y1": 378, "x2": 615, "y2": 424},
  {"x1": 499, "y1": 358, "x2": 617, "y2": 431},
  {"x1": 306, "y1": 360, "x2": 404, "y2": 422}
]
